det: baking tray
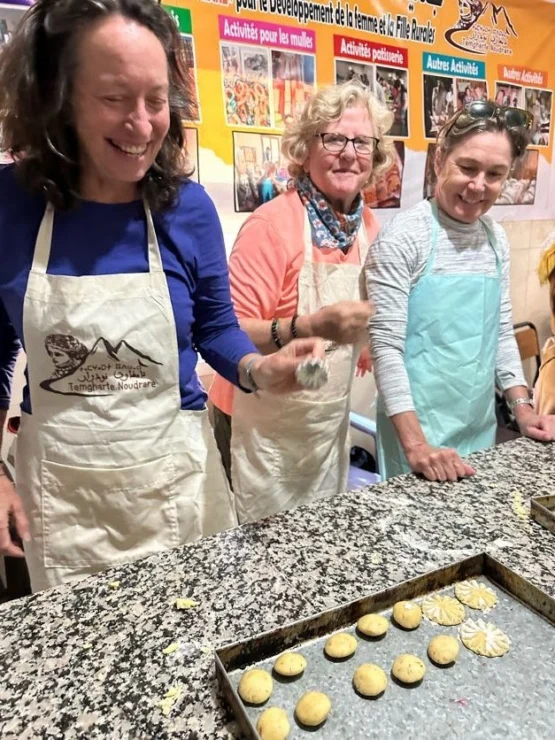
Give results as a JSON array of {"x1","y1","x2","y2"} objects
[
  {"x1": 531, "y1": 494, "x2": 555, "y2": 535},
  {"x1": 215, "y1": 553, "x2": 555, "y2": 739}
]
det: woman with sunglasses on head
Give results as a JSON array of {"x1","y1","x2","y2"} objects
[
  {"x1": 366, "y1": 101, "x2": 555, "y2": 482},
  {"x1": 209, "y1": 82, "x2": 395, "y2": 521}
]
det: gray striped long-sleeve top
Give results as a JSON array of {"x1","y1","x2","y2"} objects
[{"x1": 365, "y1": 199, "x2": 526, "y2": 418}]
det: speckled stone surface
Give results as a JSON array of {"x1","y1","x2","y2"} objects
[{"x1": 1, "y1": 437, "x2": 554, "y2": 738}]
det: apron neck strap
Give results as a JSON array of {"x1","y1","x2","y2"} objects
[
  {"x1": 144, "y1": 200, "x2": 164, "y2": 273},
  {"x1": 31, "y1": 203, "x2": 55, "y2": 274},
  {"x1": 31, "y1": 200, "x2": 164, "y2": 275}
]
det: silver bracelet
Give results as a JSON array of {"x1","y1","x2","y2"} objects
[
  {"x1": 508, "y1": 397, "x2": 533, "y2": 412},
  {"x1": 244, "y1": 358, "x2": 260, "y2": 393}
]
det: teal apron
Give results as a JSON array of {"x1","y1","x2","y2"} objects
[{"x1": 377, "y1": 200, "x2": 502, "y2": 480}]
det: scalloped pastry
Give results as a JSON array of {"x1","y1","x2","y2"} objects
[
  {"x1": 460, "y1": 619, "x2": 510, "y2": 658},
  {"x1": 455, "y1": 580, "x2": 498, "y2": 610},
  {"x1": 421, "y1": 594, "x2": 466, "y2": 625}
]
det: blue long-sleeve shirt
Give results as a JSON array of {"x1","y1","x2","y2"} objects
[{"x1": 0, "y1": 165, "x2": 256, "y2": 413}]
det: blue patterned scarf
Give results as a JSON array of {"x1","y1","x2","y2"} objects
[{"x1": 295, "y1": 175, "x2": 363, "y2": 251}]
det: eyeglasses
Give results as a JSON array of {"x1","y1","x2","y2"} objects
[
  {"x1": 444, "y1": 100, "x2": 532, "y2": 137},
  {"x1": 317, "y1": 133, "x2": 379, "y2": 156}
]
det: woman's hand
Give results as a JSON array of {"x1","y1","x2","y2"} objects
[
  {"x1": 0, "y1": 473, "x2": 29, "y2": 558},
  {"x1": 356, "y1": 345, "x2": 373, "y2": 377},
  {"x1": 241, "y1": 339, "x2": 326, "y2": 394},
  {"x1": 515, "y1": 405, "x2": 555, "y2": 442},
  {"x1": 299, "y1": 301, "x2": 374, "y2": 345},
  {"x1": 405, "y1": 442, "x2": 476, "y2": 482}
]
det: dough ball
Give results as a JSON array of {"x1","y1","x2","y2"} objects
[
  {"x1": 295, "y1": 691, "x2": 331, "y2": 727},
  {"x1": 353, "y1": 663, "x2": 388, "y2": 697},
  {"x1": 392, "y1": 601, "x2": 422, "y2": 630},
  {"x1": 273, "y1": 652, "x2": 307, "y2": 678},
  {"x1": 391, "y1": 654, "x2": 426, "y2": 684},
  {"x1": 324, "y1": 632, "x2": 358, "y2": 659},
  {"x1": 357, "y1": 614, "x2": 389, "y2": 637},
  {"x1": 459, "y1": 618, "x2": 510, "y2": 658},
  {"x1": 238, "y1": 669, "x2": 273, "y2": 705},
  {"x1": 256, "y1": 707, "x2": 290, "y2": 739},
  {"x1": 422, "y1": 595, "x2": 465, "y2": 626},
  {"x1": 455, "y1": 580, "x2": 498, "y2": 610},
  {"x1": 427, "y1": 635, "x2": 460, "y2": 665}
]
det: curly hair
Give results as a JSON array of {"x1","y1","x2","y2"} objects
[
  {"x1": 0, "y1": 0, "x2": 194, "y2": 210},
  {"x1": 281, "y1": 81, "x2": 395, "y2": 187}
]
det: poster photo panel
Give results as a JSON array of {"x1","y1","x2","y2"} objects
[
  {"x1": 181, "y1": 34, "x2": 201, "y2": 123},
  {"x1": 233, "y1": 131, "x2": 290, "y2": 213},
  {"x1": 525, "y1": 87, "x2": 553, "y2": 148},
  {"x1": 363, "y1": 141, "x2": 405, "y2": 210},
  {"x1": 335, "y1": 60, "x2": 374, "y2": 91},
  {"x1": 271, "y1": 51, "x2": 316, "y2": 129},
  {"x1": 494, "y1": 81, "x2": 524, "y2": 109},
  {"x1": 423, "y1": 74, "x2": 456, "y2": 140},
  {"x1": 221, "y1": 43, "x2": 272, "y2": 128},
  {"x1": 376, "y1": 65, "x2": 409, "y2": 138}
]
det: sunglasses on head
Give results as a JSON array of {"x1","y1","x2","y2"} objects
[{"x1": 444, "y1": 100, "x2": 532, "y2": 137}]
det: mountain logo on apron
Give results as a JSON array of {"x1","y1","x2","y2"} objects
[{"x1": 40, "y1": 333, "x2": 163, "y2": 397}]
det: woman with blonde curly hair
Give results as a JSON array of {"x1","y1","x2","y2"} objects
[{"x1": 210, "y1": 81, "x2": 395, "y2": 522}]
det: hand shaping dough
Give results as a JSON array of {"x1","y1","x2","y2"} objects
[
  {"x1": 455, "y1": 580, "x2": 498, "y2": 610},
  {"x1": 392, "y1": 601, "x2": 422, "y2": 630},
  {"x1": 238, "y1": 669, "x2": 273, "y2": 704},
  {"x1": 273, "y1": 652, "x2": 307, "y2": 678},
  {"x1": 257, "y1": 707, "x2": 290, "y2": 740},
  {"x1": 460, "y1": 619, "x2": 510, "y2": 658},
  {"x1": 428, "y1": 635, "x2": 460, "y2": 665},
  {"x1": 357, "y1": 614, "x2": 389, "y2": 637},
  {"x1": 295, "y1": 691, "x2": 331, "y2": 727},
  {"x1": 324, "y1": 632, "x2": 358, "y2": 659},
  {"x1": 391, "y1": 654, "x2": 426, "y2": 684},
  {"x1": 422, "y1": 595, "x2": 466, "y2": 625},
  {"x1": 353, "y1": 663, "x2": 388, "y2": 697}
]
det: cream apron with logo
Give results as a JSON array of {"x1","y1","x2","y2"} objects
[
  {"x1": 231, "y1": 213, "x2": 369, "y2": 523},
  {"x1": 17, "y1": 203, "x2": 237, "y2": 592}
]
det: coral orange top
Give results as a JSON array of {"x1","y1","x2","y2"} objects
[{"x1": 209, "y1": 189, "x2": 379, "y2": 415}]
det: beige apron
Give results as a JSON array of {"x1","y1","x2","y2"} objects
[
  {"x1": 16, "y1": 203, "x2": 237, "y2": 592},
  {"x1": 230, "y1": 213, "x2": 369, "y2": 523}
]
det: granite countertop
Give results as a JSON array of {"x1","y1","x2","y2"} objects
[{"x1": 1, "y1": 437, "x2": 554, "y2": 739}]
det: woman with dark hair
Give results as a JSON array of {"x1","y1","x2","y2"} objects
[
  {"x1": 0, "y1": 0, "x2": 323, "y2": 591},
  {"x1": 367, "y1": 101, "x2": 555, "y2": 481}
]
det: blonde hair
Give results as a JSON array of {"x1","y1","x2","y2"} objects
[{"x1": 282, "y1": 81, "x2": 395, "y2": 186}]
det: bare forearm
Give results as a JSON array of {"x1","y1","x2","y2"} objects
[
  {"x1": 504, "y1": 385, "x2": 535, "y2": 426},
  {"x1": 239, "y1": 316, "x2": 313, "y2": 356},
  {"x1": 389, "y1": 410, "x2": 427, "y2": 454}
]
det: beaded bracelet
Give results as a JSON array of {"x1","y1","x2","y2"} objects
[
  {"x1": 290, "y1": 313, "x2": 299, "y2": 340},
  {"x1": 271, "y1": 318, "x2": 284, "y2": 349}
]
